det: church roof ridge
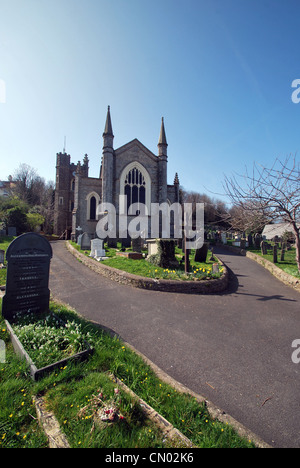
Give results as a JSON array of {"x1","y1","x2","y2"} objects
[{"x1": 114, "y1": 138, "x2": 157, "y2": 160}]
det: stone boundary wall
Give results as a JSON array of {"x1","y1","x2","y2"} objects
[
  {"x1": 246, "y1": 251, "x2": 300, "y2": 293},
  {"x1": 66, "y1": 241, "x2": 229, "y2": 294}
]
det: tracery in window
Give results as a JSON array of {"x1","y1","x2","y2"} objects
[
  {"x1": 124, "y1": 167, "x2": 146, "y2": 214},
  {"x1": 120, "y1": 162, "x2": 151, "y2": 215}
]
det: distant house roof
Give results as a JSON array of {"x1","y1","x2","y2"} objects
[
  {"x1": 262, "y1": 223, "x2": 300, "y2": 239},
  {"x1": 0, "y1": 180, "x2": 15, "y2": 197}
]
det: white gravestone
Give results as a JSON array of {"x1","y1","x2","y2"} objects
[{"x1": 90, "y1": 238, "x2": 105, "y2": 258}]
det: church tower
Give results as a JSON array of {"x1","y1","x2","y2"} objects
[{"x1": 102, "y1": 106, "x2": 114, "y2": 205}]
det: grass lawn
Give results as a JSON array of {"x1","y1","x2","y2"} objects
[
  {"x1": 247, "y1": 246, "x2": 300, "y2": 278},
  {"x1": 71, "y1": 241, "x2": 224, "y2": 281},
  {"x1": 0, "y1": 300, "x2": 255, "y2": 448},
  {"x1": 0, "y1": 236, "x2": 14, "y2": 286}
]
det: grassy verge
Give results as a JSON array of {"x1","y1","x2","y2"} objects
[
  {"x1": 70, "y1": 241, "x2": 224, "y2": 281},
  {"x1": 0, "y1": 300, "x2": 255, "y2": 448},
  {"x1": 0, "y1": 236, "x2": 15, "y2": 287},
  {"x1": 247, "y1": 246, "x2": 300, "y2": 278}
]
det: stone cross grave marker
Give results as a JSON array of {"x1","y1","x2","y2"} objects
[
  {"x1": 2, "y1": 233, "x2": 53, "y2": 321},
  {"x1": 77, "y1": 233, "x2": 83, "y2": 246}
]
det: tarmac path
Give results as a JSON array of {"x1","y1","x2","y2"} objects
[{"x1": 49, "y1": 241, "x2": 300, "y2": 448}]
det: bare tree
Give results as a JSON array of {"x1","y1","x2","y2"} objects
[
  {"x1": 12, "y1": 164, "x2": 54, "y2": 207},
  {"x1": 223, "y1": 155, "x2": 300, "y2": 273},
  {"x1": 181, "y1": 189, "x2": 228, "y2": 226},
  {"x1": 225, "y1": 202, "x2": 273, "y2": 234}
]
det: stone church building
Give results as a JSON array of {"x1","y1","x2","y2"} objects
[{"x1": 54, "y1": 106, "x2": 180, "y2": 240}]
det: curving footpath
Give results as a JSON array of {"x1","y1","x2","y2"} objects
[{"x1": 49, "y1": 241, "x2": 300, "y2": 448}]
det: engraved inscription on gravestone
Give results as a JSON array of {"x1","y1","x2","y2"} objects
[{"x1": 2, "y1": 233, "x2": 53, "y2": 321}]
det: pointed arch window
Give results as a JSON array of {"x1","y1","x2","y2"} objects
[
  {"x1": 90, "y1": 196, "x2": 96, "y2": 220},
  {"x1": 120, "y1": 162, "x2": 151, "y2": 215},
  {"x1": 124, "y1": 167, "x2": 146, "y2": 214},
  {"x1": 86, "y1": 192, "x2": 100, "y2": 220}
]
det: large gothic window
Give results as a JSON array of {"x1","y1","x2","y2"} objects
[
  {"x1": 124, "y1": 167, "x2": 146, "y2": 214},
  {"x1": 120, "y1": 163, "x2": 151, "y2": 215}
]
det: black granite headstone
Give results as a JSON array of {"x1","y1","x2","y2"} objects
[{"x1": 2, "y1": 233, "x2": 53, "y2": 321}]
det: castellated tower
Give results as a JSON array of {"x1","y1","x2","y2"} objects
[{"x1": 54, "y1": 152, "x2": 89, "y2": 238}]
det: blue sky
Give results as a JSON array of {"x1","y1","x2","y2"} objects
[{"x1": 0, "y1": 0, "x2": 300, "y2": 201}]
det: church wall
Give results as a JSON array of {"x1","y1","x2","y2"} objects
[
  {"x1": 113, "y1": 142, "x2": 160, "y2": 215},
  {"x1": 73, "y1": 177, "x2": 102, "y2": 237}
]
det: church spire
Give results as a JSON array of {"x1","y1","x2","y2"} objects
[
  {"x1": 158, "y1": 117, "x2": 167, "y2": 146},
  {"x1": 103, "y1": 105, "x2": 113, "y2": 137},
  {"x1": 158, "y1": 117, "x2": 168, "y2": 157},
  {"x1": 102, "y1": 106, "x2": 114, "y2": 203}
]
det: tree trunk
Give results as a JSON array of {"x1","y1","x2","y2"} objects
[
  {"x1": 295, "y1": 231, "x2": 300, "y2": 274},
  {"x1": 292, "y1": 223, "x2": 300, "y2": 274}
]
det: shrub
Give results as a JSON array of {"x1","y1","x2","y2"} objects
[{"x1": 146, "y1": 239, "x2": 178, "y2": 269}]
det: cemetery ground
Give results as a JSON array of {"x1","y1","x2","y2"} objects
[
  {"x1": 0, "y1": 299, "x2": 255, "y2": 448},
  {"x1": 1, "y1": 235, "x2": 300, "y2": 448},
  {"x1": 228, "y1": 239, "x2": 300, "y2": 278},
  {"x1": 0, "y1": 236, "x2": 255, "y2": 449},
  {"x1": 0, "y1": 236, "x2": 14, "y2": 287},
  {"x1": 49, "y1": 240, "x2": 300, "y2": 448},
  {"x1": 70, "y1": 240, "x2": 225, "y2": 281},
  {"x1": 229, "y1": 240, "x2": 300, "y2": 280}
]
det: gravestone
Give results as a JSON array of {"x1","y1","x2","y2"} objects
[
  {"x1": 8, "y1": 227, "x2": 17, "y2": 237},
  {"x1": 75, "y1": 226, "x2": 83, "y2": 243},
  {"x1": 0, "y1": 249, "x2": 4, "y2": 264},
  {"x1": 194, "y1": 243, "x2": 209, "y2": 263},
  {"x1": 2, "y1": 233, "x2": 53, "y2": 321},
  {"x1": 80, "y1": 232, "x2": 91, "y2": 250},
  {"x1": 77, "y1": 233, "x2": 83, "y2": 246},
  {"x1": 90, "y1": 238, "x2": 105, "y2": 258},
  {"x1": 260, "y1": 240, "x2": 267, "y2": 255},
  {"x1": 248, "y1": 233, "x2": 253, "y2": 247},
  {"x1": 221, "y1": 232, "x2": 227, "y2": 245},
  {"x1": 146, "y1": 239, "x2": 178, "y2": 269},
  {"x1": 273, "y1": 244, "x2": 278, "y2": 264},
  {"x1": 132, "y1": 237, "x2": 142, "y2": 253},
  {"x1": 255, "y1": 233, "x2": 261, "y2": 249},
  {"x1": 0, "y1": 339, "x2": 5, "y2": 363},
  {"x1": 121, "y1": 237, "x2": 131, "y2": 249},
  {"x1": 280, "y1": 242, "x2": 286, "y2": 261}
]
